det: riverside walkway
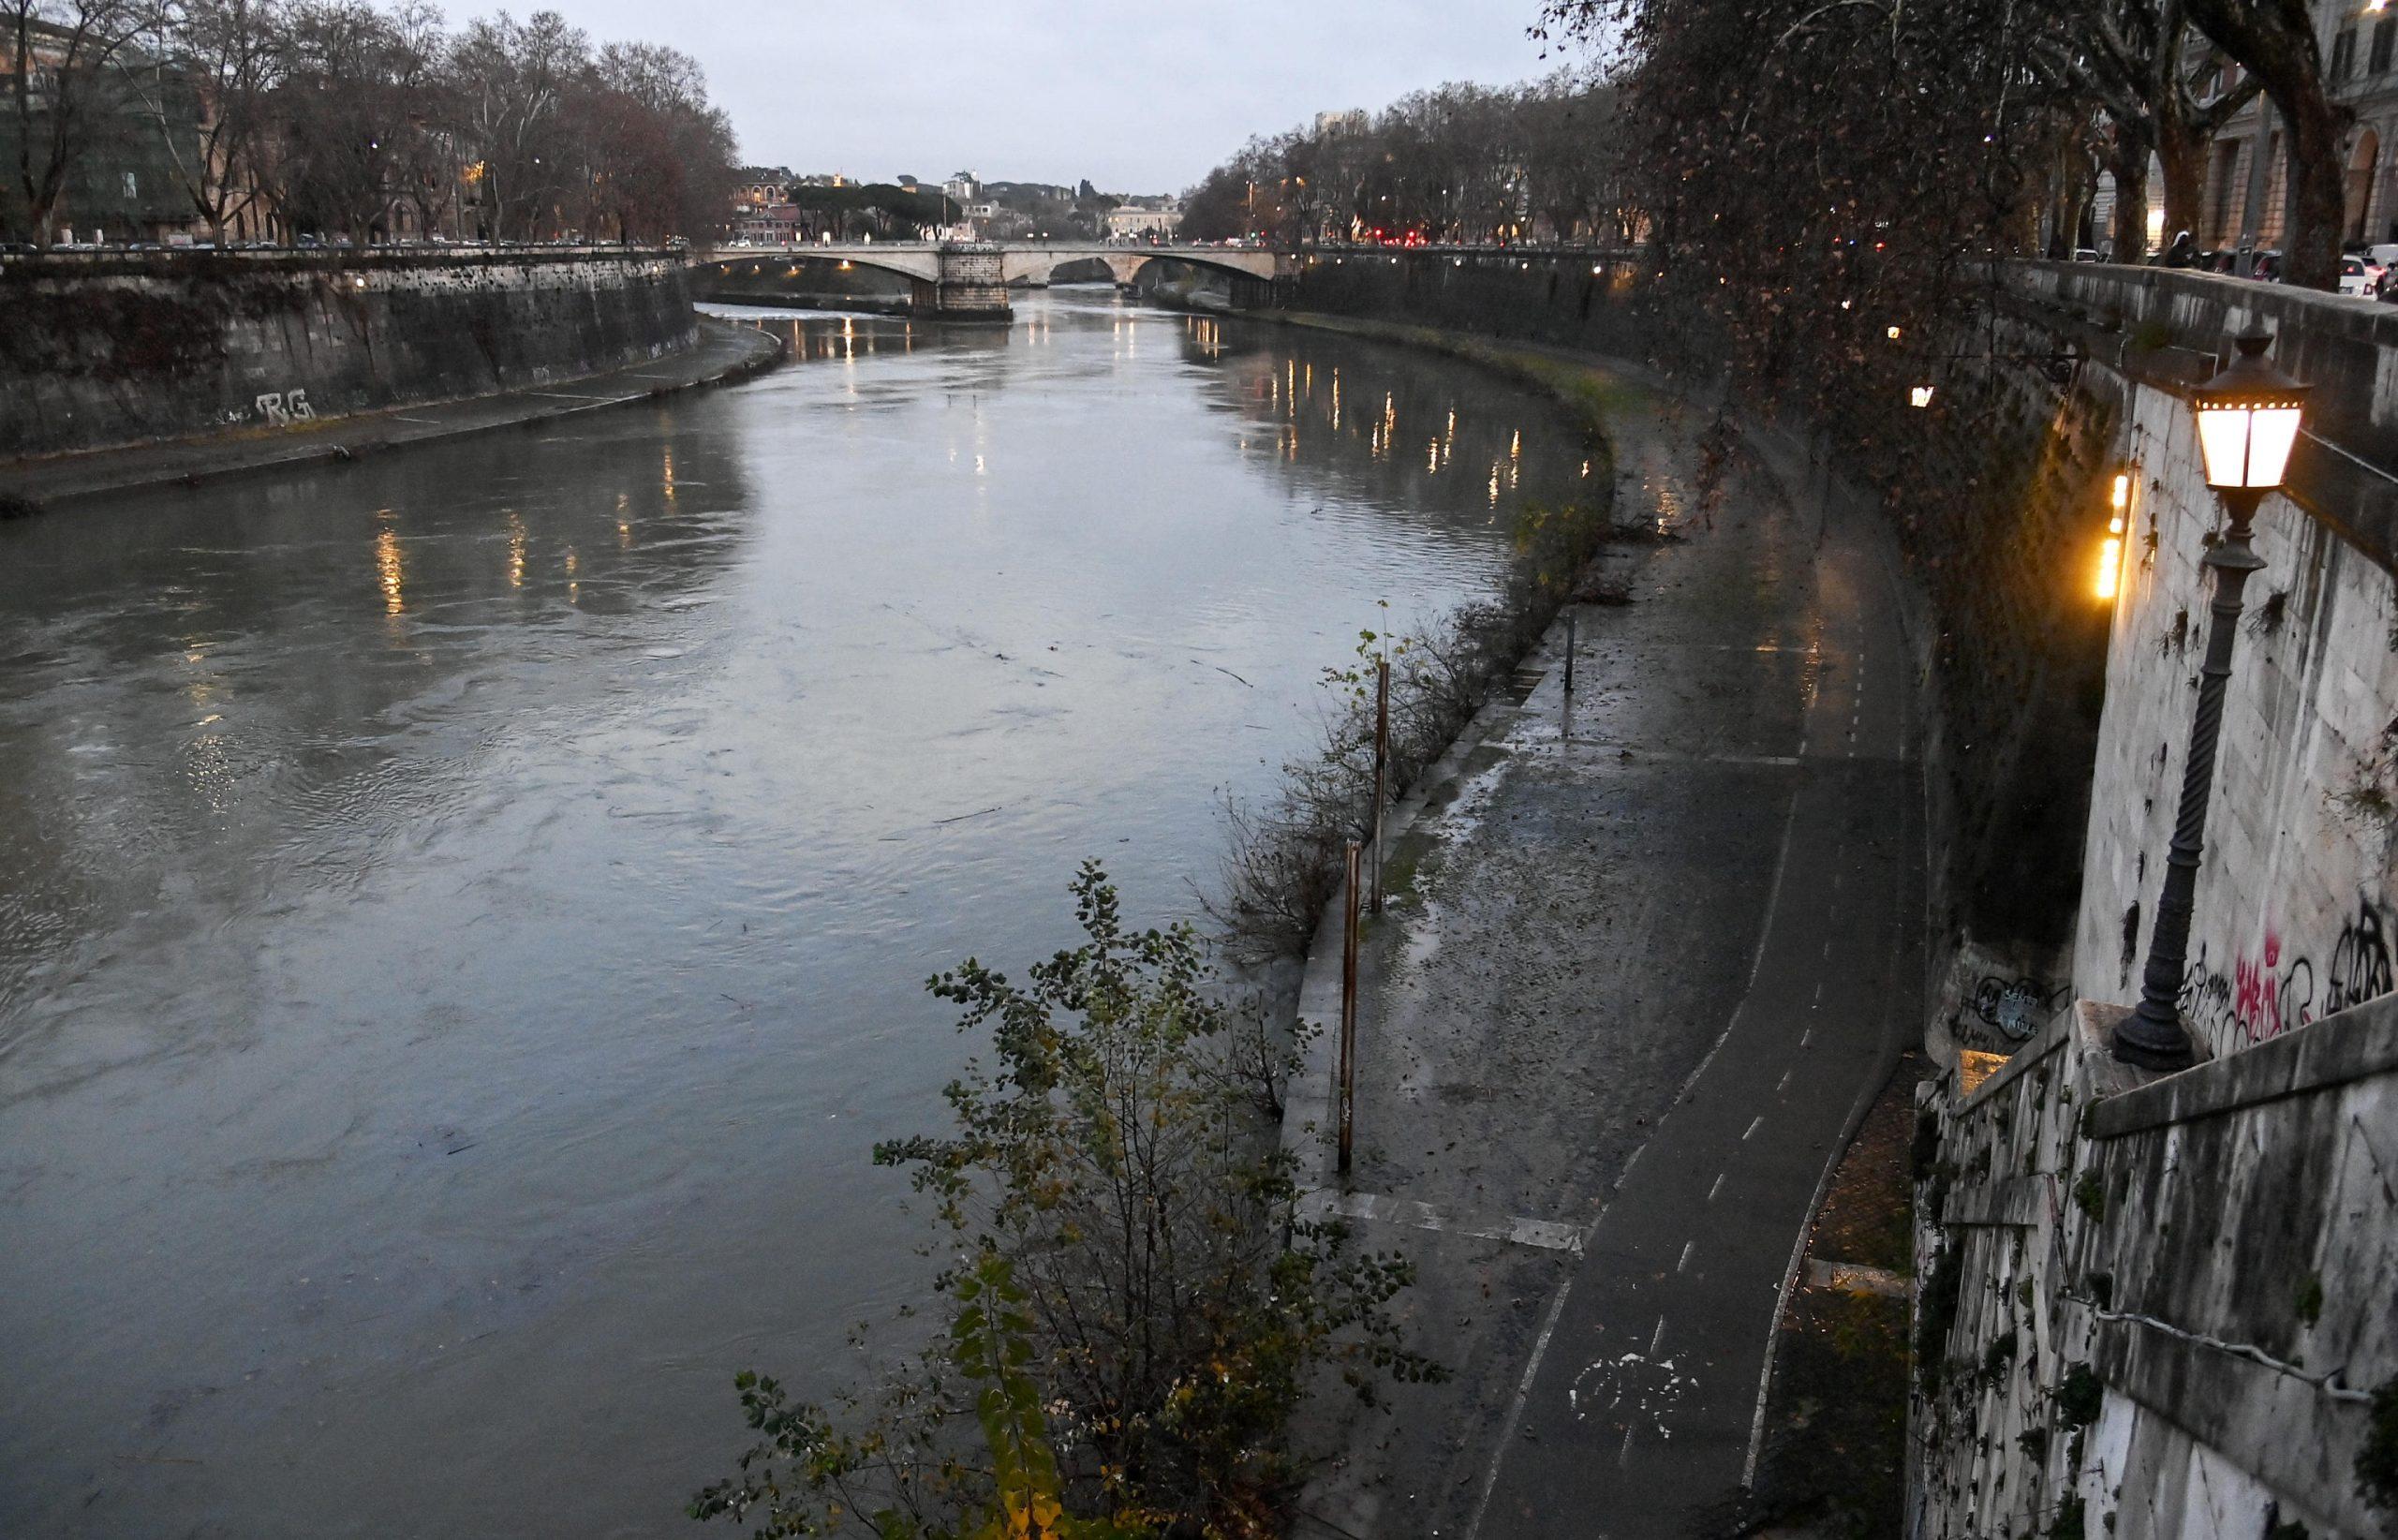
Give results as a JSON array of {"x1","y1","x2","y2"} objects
[{"x1": 1284, "y1": 361, "x2": 1925, "y2": 1538}]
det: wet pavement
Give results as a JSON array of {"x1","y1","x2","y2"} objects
[
  {"x1": 1284, "y1": 368, "x2": 1925, "y2": 1539},
  {"x1": 0, "y1": 290, "x2": 1598, "y2": 1539}
]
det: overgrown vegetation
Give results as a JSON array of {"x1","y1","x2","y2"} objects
[
  {"x1": 1208, "y1": 321, "x2": 1621, "y2": 960},
  {"x1": 2361, "y1": 1375, "x2": 2398, "y2": 1517},
  {"x1": 691, "y1": 866, "x2": 1441, "y2": 1536}
]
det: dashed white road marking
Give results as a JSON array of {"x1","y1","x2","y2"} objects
[
  {"x1": 1776, "y1": 1069, "x2": 1792, "y2": 1094},
  {"x1": 1742, "y1": 1116, "x2": 1764, "y2": 1141},
  {"x1": 1707, "y1": 1172, "x2": 1725, "y2": 1202},
  {"x1": 1650, "y1": 1315, "x2": 1668, "y2": 1355},
  {"x1": 1677, "y1": 1239, "x2": 1695, "y2": 1273}
]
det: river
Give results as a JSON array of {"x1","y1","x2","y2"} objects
[{"x1": 0, "y1": 289, "x2": 1592, "y2": 1537}]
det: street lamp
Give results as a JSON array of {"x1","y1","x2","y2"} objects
[{"x1": 2113, "y1": 330, "x2": 2311, "y2": 1070}]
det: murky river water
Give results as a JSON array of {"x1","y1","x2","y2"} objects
[{"x1": 0, "y1": 289, "x2": 1591, "y2": 1537}]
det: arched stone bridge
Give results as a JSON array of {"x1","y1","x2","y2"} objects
[{"x1": 694, "y1": 241, "x2": 1296, "y2": 318}]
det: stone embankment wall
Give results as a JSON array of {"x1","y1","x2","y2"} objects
[
  {"x1": 1, "y1": 248, "x2": 697, "y2": 459},
  {"x1": 1916, "y1": 998, "x2": 2396, "y2": 1538},
  {"x1": 1918, "y1": 265, "x2": 2398, "y2": 1540}
]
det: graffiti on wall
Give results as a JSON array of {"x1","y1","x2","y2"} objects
[
  {"x1": 1970, "y1": 975, "x2": 2069, "y2": 1041},
  {"x1": 255, "y1": 389, "x2": 316, "y2": 427},
  {"x1": 2180, "y1": 899, "x2": 2396, "y2": 1046}
]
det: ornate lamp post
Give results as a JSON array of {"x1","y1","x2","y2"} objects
[{"x1": 2114, "y1": 331, "x2": 2311, "y2": 1070}]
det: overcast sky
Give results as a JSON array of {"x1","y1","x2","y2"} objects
[{"x1": 501, "y1": 0, "x2": 1574, "y2": 194}]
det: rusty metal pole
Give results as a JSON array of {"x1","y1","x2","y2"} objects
[
  {"x1": 1340, "y1": 840, "x2": 1361, "y2": 1177},
  {"x1": 1371, "y1": 659, "x2": 1389, "y2": 915}
]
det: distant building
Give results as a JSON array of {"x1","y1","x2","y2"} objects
[
  {"x1": 1106, "y1": 200, "x2": 1181, "y2": 242},
  {"x1": 944, "y1": 171, "x2": 981, "y2": 203},
  {"x1": 729, "y1": 203, "x2": 804, "y2": 245},
  {"x1": 2197, "y1": 3, "x2": 2398, "y2": 251},
  {"x1": 0, "y1": 18, "x2": 208, "y2": 244},
  {"x1": 1315, "y1": 109, "x2": 1369, "y2": 137},
  {"x1": 735, "y1": 167, "x2": 794, "y2": 210}
]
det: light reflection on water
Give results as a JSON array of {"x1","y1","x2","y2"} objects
[{"x1": 0, "y1": 289, "x2": 1591, "y2": 1538}]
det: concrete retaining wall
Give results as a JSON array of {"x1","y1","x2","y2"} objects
[
  {"x1": 0, "y1": 248, "x2": 698, "y2": 459},
  {"x1": 1916, "y1": 997, "x2": 2397, "y2": 1538},
  {"x1": 2070, "y1": 370, "x2": 2398, "y2": 1062}
]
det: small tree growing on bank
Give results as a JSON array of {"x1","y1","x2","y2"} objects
[{"x1": 692, "y1": 865, "x2": 1439, "y2": 1537}]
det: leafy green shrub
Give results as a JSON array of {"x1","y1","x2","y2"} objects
[
  {"x1": 693, "y1": 866, "x2": 1439, "y2": 1535},
  {"x1": 2053, "y1": 1364, "x2": 2102, "y2": 1429}
]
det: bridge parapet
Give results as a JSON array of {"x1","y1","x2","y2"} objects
[{"x1": 696, "y1": 240, "x2": 1301, "y2": 316}]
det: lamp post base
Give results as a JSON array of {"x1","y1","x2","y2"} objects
[{"x1": 2109, "y1": 1003, "x2": 2196, "y2": 1071}]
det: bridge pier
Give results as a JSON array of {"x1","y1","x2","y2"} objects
[{"x1": 914, "y1": 243, "x2": 1012, "y2": 321}]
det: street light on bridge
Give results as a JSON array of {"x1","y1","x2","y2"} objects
[{"x1": 2113, "y1": 330, "x2": 2311, "y2": 1071}]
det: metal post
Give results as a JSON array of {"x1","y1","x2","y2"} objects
[
  {"x1": 1340, "y1": 840, "x2": 1361, "y2": 1177},
  {"x1": 1563, "y1": 611, "x2": 1576, "y2": 697},
  {"x1": 1371, "y1": 659, "x2": 1389, "y2": 915},
  {"x1": 2114, "y1": 487, "x2": 2267, "y2": 1071}
]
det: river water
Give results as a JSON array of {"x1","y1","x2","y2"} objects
[{"x1": 0, "y1": 289, "x2": 1591, "y2": 1537}]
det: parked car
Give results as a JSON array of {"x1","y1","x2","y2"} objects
[{"x1": 2340, "y1": 255, "x2": 2376, "y2": 297}]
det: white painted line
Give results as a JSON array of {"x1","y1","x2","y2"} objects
[
  {"x1": 1463, "y1": 1275, "x2": 1575, "y2": 1540},
  {"x1": 1776, "y1": 1069, "x2": 1792, "y2": 1094},
  {"x1": 1650, "y1": 1315, "x2": 1667, "y2": 1355},
  {"x1": 1677, "y1": 1238, "x2": 1695, "y2": 1273},
  {"x1": 1743, "y1": 1117, "x2": 1764, "y2": 1141},
  {"x1": 1620, "y1": 1425, "x2": 1635, "y2": 1464},
  {"x1": 1800, "y1": 1028, "x2": 1813, "y2": 1047},
  {"x1": 1707, "y1": 1172, "x2": 1725, "y2": 1202}
]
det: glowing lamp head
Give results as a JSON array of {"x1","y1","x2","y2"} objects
[
  {"x1": 1909, "y1": 384, "x2": 1935, "y2": 408},
  {"x1": 2193, "y1": 331, "x2": 2309, "y2": 492}
]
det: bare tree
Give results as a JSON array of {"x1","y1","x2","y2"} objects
[
  {"x1": 2181, "y1": 0, "x2": 2347, "y2": 287},
  {"x1": 2031, "y1": 0, "x2": 2260, "y2": 261},
  {"x1": 5, "y1": 0, "x2": 144, "y2": 244},
  {"x1": 270, "y1": 0, "x2": 439, "y2": 242},
  {"x1": 449, "y1": 8, "x2": 585, "y2": 240}
]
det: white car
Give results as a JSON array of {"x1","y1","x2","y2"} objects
[{"x1": 2340, "y1": 255, "x2": 2376, "y2": 297}]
